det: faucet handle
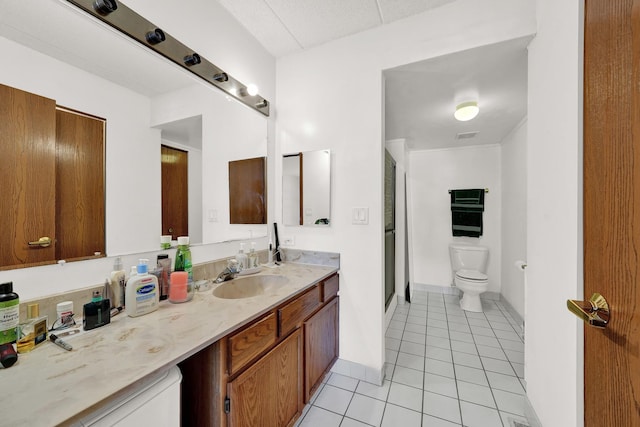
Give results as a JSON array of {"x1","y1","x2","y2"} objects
[{"x1": 227, "y1": 258, "x2": 241, "y2": 273}]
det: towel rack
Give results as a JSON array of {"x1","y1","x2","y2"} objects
[{"x1": 448, "y1": 188, "x2": 489, "y2": 194}]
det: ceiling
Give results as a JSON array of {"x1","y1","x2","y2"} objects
[
  {"x1": 217, "y1": 0, "x2": 457, "y2": 58},
  {"x1": 217, "y1": 0, "x2": 529, "y2": 152}
]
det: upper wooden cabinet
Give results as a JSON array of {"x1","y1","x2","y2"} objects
[{"x1": 0, "y1": 84, "x2": 105, "y2": 269}]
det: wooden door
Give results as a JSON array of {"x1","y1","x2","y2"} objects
[
  {"x1": 583, "y1": 0, "x2": 640, "y2": 424},
  {"x1": 55, "y1": 108, "x2": 105, "y2": 261},
  {"x1": 227, "y1": 329, "x2": 302, "y2": 427},
  {"x1": 229, "y1": 157, "x2": 266, "y2": 224},
  {"x1": 304, "y1": 297, "x2": 339, "y2": 402},
  {"x1": 161, "y1": 145, "x2": 188, "y2": 239},
  {"x1": 0, "y1": 84, "x2": 56, "y2": 268}
]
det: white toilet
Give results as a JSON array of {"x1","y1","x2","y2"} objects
[{"x1": 449, "y1": 244, "x2": 490, "y2": 312}]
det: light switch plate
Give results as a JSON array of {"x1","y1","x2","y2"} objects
[{"x1": 352, "y1": 207, "x2": 369, "y2": 225}]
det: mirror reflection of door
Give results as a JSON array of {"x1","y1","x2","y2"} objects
[{"x1": 161, "y1": 145, "x2": 188, "y2": 239}]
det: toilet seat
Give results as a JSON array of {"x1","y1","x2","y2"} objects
[{"x1": 455, "y1": 269, "x2": 487, "y2": 282}]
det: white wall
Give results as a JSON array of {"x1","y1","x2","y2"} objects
[
  {"x1": 302, "y1": 150, "x2": 331, "y2": 225},
  {"x1": 276, "y1": 0, "x2": 535, "y2": 380},
  {"x1": 500, "y1": 119, "x2": 527, "y2": 319},
  {"x1": 409, "y1": 145, "x2": 502, "y2": 293},
  {"x1": 0, "y1": 0, "x2": 276, "y2": 301},
  {"x1": 526, "y1": 0, "x2": 584, "y2": 426}
]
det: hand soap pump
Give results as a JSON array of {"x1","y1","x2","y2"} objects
[
  {"x1": 125, "y1": 259, "x2": 160, "y2": 318},
  {"x1": 174, "y1": 236, "x2": 193, "y2": 280},
  {"x1": 236, "y1": 243, "x2": 248, "y2": 271},
  {"x1": 248, "y1": 242, "x2": 258, "y2": 269}
]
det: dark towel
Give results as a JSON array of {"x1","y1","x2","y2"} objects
[{"x1": 451, "y1": 189, "x2": 485, "y2": 237}]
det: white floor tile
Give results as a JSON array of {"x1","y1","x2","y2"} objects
[
  {"x1": 403, "y1": 332, "x2": 427, "y2": 345},
  {"x1": 424, "y1": 372, "x2": 458, "y2": 398},
  {"x1": 427, "y1": 326, "x2": 451, "y2": 339},
  {"x1": 486, "y1": 371, "x2": 525, "y2": 395},
  {"x1": 452, "y1": 351, "x2": 483, "y2": 369},
  {"x1": 310, "y1": 383, "x2": 325, "y2": 404},
  {"x1": 450, "y1": 340, "x2": 478, "y2": 355},
  {"x1": 512, "y1": 362, "x2": 525, "y2": 379},
  {"x1": 384, "y1": 362, "x2": 395, "y2": 380},
  {"x1": 425, "y1": 358, "x2": 455, "y2": 379},
  {"x1": 396, "y1": 352, "x2": 426, "y2": 371},
  {"x1": 470, "y1": 326, "x2": 495, "y2": 337},
  {"x1": 428, "y1": 319, "x2": 449, "y2": 329},
  {"x1": 299, "y1": 406, "x2": 343, "y2": 427},
  {"x1": 327, "y1": 373, "x2": 360, "y2": 392},
  {"x1": 339, "y1": 417, "x2": 370, "y2": 427},
  {"x1": 381, "y1": 403, "x2": 422, "y2": 427},
  {"x1": 504, "y1": 349, "x2": 525, "y2": 364},
  {"x1": 473, "y1": 335, "x2": 501, "y2": 348},
  {"x1": 388, "y1": 320, "x2": 405, "y2": 331},
  {"x1": 428, "y1": 312, "x2": 448, "y2": 321},
  {"x1": 385, "y1": 349, "x2": 398, "y2": 364},
  {"x1": 400, "y1": 340, "x2": 426, "y2": 357},
  {"x1": 426, "y1": 345, "x2": 453, "y2": 363},
  {"x1": 314, "y1": 384, "x2": 354, "y2": 415},
  {"x1": 457, "y1": 381, "x2": 496, "y2": 408},
  {"x1": 385, "y1": 337, "x2": 400, "y2": 351},
  {"x1": 406, "y1": 316, "x2": 427, "y2": 326},
  {"x1": 491, "y1": 322, "x2": 517, "y2": 332},
  {"x1": 465, "y1": 311, "x2": 486, "y2": 319},
  {"x1": 448, "y1": 322, "x2": 472, "y2": 333},
  {"x1": 423, "y1": 391, "x2": 462, "y2": 424},
  {"x1": 345, "y1": 394, "x2": 386, "y2": 426},
  {"x1": 467, "y1": 318, "x2": 491, "y2": 328},
  {"x1": 476, "y1": 344, "x2": 508, "y2": 361},
  {"x1": 422, "y1": 414, "x2": 462, "y2": 426},
  {"x1": 481, "y1": 357, "x2": 516, "y2": 376},
  {"x1": 387, "y1": 382, "x2": 423, "y2": 411},
  {"x1": 460, "y1": 401, "x2": 503, "y2": 427},
  {"x1": 493, "y1": 389, "x2": 527, "y2": 416},
  {"x1": 500, "y1": 411, "x2": 530, "y2": 427},
  {"x1": 393, "y1": 365, "x2": 424, "y2": 389},
  {"x1": 404, "y1": 323, "x2": 426, "y2": 334},
  {"x1": 385, "y1": 328, "x2": 403, "y2": 340},
  {"x1": 494, "y1": 329, "x2": 522, "y2": 341},
  {"x1": 427, "y1": 335, "x2": 453, "y2": 350},
  {"x1": 454, "y1": 365, "x2": 489, "y2": 387},
  {"x1": 355, "y1": 379, "x2": 391, "y2": 402},
  {"x1": 447, "y1": 315, "x2": 468, "y2": 325},
  {"x1": 499, "y1": 339, "x2": 524, "y2": 352}
]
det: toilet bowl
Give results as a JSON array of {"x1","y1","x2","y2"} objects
[
  {"x1": 454, "y1": 269, "x2": 489, "y2": 312},
  {"x1": 449, "y1": 244, "x2": 490, "y2": 312}
]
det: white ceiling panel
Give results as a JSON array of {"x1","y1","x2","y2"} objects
[
  {"x1": 377, "y1": 0, "x2": 456, "y2": 23},
  {"x1": 265, "y1": 0, "x2": 382, "y2": 49},
  {"x1": 217, "y1": 0, "x2": 302, "y2": 57}
]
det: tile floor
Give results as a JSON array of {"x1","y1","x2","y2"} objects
[{"x1": 295, "y1": 290, "x2": 529, "y2": 427}]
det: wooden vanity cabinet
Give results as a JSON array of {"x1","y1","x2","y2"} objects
[{"x1": 180, "y1": 272, "x2": 339, "y2": 427}]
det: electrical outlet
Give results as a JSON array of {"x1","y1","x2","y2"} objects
[{"x1": 282, "y1": 236, "x2": 295, "y2": 246}]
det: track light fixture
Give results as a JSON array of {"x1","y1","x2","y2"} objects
[
  {"x1": 93, "y1": 0, "x2": 117, "y2": 15},
  {"x1": 255, "y1": 100, "x2": 268, "y2": 109},
  {"x1": 212, "y1": 73, "x2": 228, "y2": 83},
  {"x1": 145, "y1": 28, "x2": 165, "y2": 45},
  {"x1": 183, "y1": 53, "x2": 201, "y2": 66}
]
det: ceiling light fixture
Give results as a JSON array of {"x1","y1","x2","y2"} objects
[
  {"x1": 246, "y1": 84, "x2": 258, "y2": 96},
  {"x1": 454, "y1": 101, "x2": 479, "y2": 121}
]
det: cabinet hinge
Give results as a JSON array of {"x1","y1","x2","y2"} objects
[{"x1": 224, "y1": 397, "x2": 231, "y2": 414}]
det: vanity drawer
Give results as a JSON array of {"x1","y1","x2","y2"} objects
[
  {"x1": 278, "y1": 285, "x2": 321, "y2": 337},
  {"x1": 322, "y1": 274, "x2": 339, "y2": 302},
  {"x1": 227, "y1": 312, "x2": 277, "y2": 376}
]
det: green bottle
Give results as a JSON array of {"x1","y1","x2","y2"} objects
[
  {"x1": 0, "y1": 282, "x2": 19, "y2": 345},
  {"x1": 174, "y1": 236, "x2": 193, "y2": 280}
]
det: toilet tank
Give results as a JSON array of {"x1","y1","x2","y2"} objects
[{"x1": 449, "y1": 244, "x2": 489, "y2": 273}]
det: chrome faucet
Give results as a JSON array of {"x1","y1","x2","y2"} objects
[{"x1": 215, "y1": 259, "x2": 240, "y2": 283}]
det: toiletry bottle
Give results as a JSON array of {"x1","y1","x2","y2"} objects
[
  {"x1": 248, "y1": 242, "x2": 258, "y2": 269},
  {"x1": 56, "y1": 301, "x2": 73, "y2": 324},
  {"x1": 125, "y1": 259, "x2": 160, "y2": 318},
  {"x1": 174, "y1": 236, "x2": 193, "y2": 280},
  {"x1": 169, "y1": 271, "x2": 194, "y2": 303},
  {"x1": 0, "y1": 282, "x2": 19, "y2": 346},
  {"x1": 83, "y1": 291, "x2": 111, "y2": 331},
  {"x1": 157, "y1": 254, "x2": 171, "y2": 301},
  {"x1": 16, "y1": 303, "x2": 47, "y2": 353},
  {"x1": 110, "y1": 257, "x2": 126, "y2": 308},
  {"x1": 236, "y1": 243, "x2": 248, "y2": 271}
]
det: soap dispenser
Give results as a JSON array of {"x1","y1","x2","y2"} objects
[
  {"x1": 248, "y1": 242, "x2": 258, "y2": 269},
  {"x1": 125, "y1": 259, "x2": 160, "y2": 318},
  {"x1": 236, "y1": 243, "x2": 248, "y2": 271}
]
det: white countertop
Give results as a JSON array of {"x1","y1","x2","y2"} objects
[{"x1": 0, "y1": 262, "x2": 338, "y2": 427}]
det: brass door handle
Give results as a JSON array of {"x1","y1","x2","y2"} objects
[
  {"x1": 567, "y1": 293, "x2": 609, "y2": 328},
  {"x1": 28, "y1": 237, "x2": 52, "y2": 248}
]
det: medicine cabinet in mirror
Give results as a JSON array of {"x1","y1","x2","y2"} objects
[
  {"x1": 282, "y1": 150, "x2": 331, "y2": 226},
  {"x1": 0, "y1": 1, "x2": 268, "y2": 268}
]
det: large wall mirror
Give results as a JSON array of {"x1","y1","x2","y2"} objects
[
  {"x1": 0, "y1": 1, "x2": 267, "y2": 268},
  {"x1": 282, "y1": 150, "x2": 331, "y2": 226}
]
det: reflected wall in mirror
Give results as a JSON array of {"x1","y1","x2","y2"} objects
[
  {"x1": 0, "y1": 1, "x2": 267, "y2": 262},
  {"x1": 283, "y1": 150, "x2": 331, "y2": 226}
]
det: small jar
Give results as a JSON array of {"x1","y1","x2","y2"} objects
[{"x1": 169, "y1": 272, "x2": 194, "y2": 303}]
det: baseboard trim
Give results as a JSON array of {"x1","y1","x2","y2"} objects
[
  {"x1": 330, "y1": 358, "x2": 383, "y2": 386},
  {"x1": 499, "y1": 294, "x2": 525, "y2": 330}
]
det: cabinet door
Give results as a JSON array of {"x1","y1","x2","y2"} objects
[
  {"x1": 304, "y1": 297, "x2": 339, "y2": 402},
  {"x1": 227, "y1": 329, "x2": 303, "y2": 427},
  {"x1": 55, "y1": 108, "x2": 105, "y2": 260},
  {"x1": 0, "y1": 84, "x2": 56, "y2": 268}
]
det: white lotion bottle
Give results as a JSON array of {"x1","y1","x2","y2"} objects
[{"x1": 125, "y1": 259, "x2": 160, "y2": 317}]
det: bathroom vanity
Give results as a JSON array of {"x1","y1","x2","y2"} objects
[{"x1": 0, "y1": 262, "x2": 338, "y2": 427}]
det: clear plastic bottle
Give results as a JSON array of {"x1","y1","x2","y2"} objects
[
  {"x1": 235, "y1": 243, "x2": 248, "y2": 271},
  {"x1": 248, "y1": 242, "x2": 258, "y2": 269},
  {"x1": 174, "y1": 236, "x2": 193, "y2": 280}
]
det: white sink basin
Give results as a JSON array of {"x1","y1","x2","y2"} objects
[{"x1": 212, "y1": 275, "x2": 289, "y2": 299}]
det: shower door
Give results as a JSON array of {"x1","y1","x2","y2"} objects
[{"x1": 384, "y1": 150, "x2": 396, "y2": 310}]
